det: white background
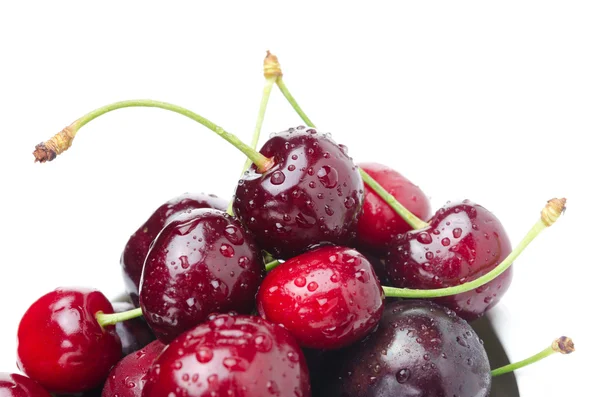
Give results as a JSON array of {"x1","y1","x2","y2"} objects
[{"x1": 0, "y1": 2, "x2": 597, "y2": 395}]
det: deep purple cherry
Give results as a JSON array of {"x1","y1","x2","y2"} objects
[
  {"x1": 234, "y1": 127, "x2": 364, "y2": 259},
  {"x1": 139, "y1": 208, "x2": 264, "y2": 343},
  {"x1": 0, "y1": 374, "x2": 51, "y2": 397},
  {"x1": 102, "y1": 340, "x2": 165, "y2": 397},
  {"x1": 386, "y1": 200, "x2": 513, "y2": 320},
  {"x1": 122, "y1": 193, "x2": 227, "y2": 306},
  {"x1": 112, "y1": 301, "x2": 156, "y2": 356},
  {"x1": 318, "y1": 300, "x2": 491, "y2": 397},
  {"x1": 142, "y1": 313, "x2": 311, "y2": 397}
]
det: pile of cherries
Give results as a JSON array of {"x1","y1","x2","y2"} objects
[{"x1": 4, "y1": 53, "x2": 572, "y2": 397}]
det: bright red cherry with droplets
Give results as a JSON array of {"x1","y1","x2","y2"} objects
[
  {"x1": 139, "y1": 208, "x2": 264, "y2": 343},
  {"x1": 257, "y1": 246, "x2": 384, "y2": 349},
  {"x1": 102, "y1": 340, "x2": 165, "y2": 397},
  {"x1": 17, "y1": 288, "x2": 122, "y2": 393},
  {"x1": 356, "y1": 162, "x2": 431, "y2": 254},
  {"x1": 318, "y1": 300, "x2": 491, "y2": 396},
  {"x1": 234, "y1": 127, "x2": 364, "y2": 259},
  {"x1": 112, "y1": 301, "x2": 156, "y2": 356},
  {"x1": 0, "y1": 373, "x2": 52, "y2": 397},
  {"x1": 142, "y1": 313, "x2": 311, "y2": 397},
  {"x1": 386, "y1": 200, "x2": 513, "y2": 320},
  {"x1": 122, "y1": 193, "x2": 227, "y2": 306}
]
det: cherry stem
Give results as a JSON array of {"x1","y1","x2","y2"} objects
[
  {"x1": 491, "y1": 336, "x2": 575, "y2": 377},
  {"x1": 383, "y1": 198, "x2": 566, "y2": 299},
  {"x1": 276, "y1": 78, "x2": 316, "y2": 128},
  {"x1": 96, "y1": 308, "x2": 142, "y2": 328},
  {"x1": 33, "y1": 100, "x2": 274, "y2": 173},
  {"x1": 359, "y1": 168, "x2": 429, "y2": 230},
  {"x1": 265, "y1": 259, "x2": 281, "y2": 272}
]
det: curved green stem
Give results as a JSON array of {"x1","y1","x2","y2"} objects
[
  {"x1": 383, "y1": 219, "x2": 547, "y2": 298},
  {"x1": 96, "y1": 308, "x2": 142, "y2": 328},
  {"x1": 276, "y1": 78, "x2": 316, "y2": 128},
  {"x1": 492, "y1": 346, "x2": 555, "y2": 377},
  {"x1": 359, "y1": 168, "x2": 429, "y2": 230},
  {"x1": 59, "y1": 100, "x2": 273, "y2": 171},
  {"x1": 491, "y1": 336, "x2": 575, "y2": 376}
]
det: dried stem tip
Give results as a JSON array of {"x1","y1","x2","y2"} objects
[
  {"x1": 264, "y1": 51, "x2": 282, "y2": 79},
  {"x1": 552, "y1": 336, "x2": 575, "y2": 354},
  {"x1": 541, "y1": 198, "x2": 567, "y2": 227},
  {"x1": 33, "y1": 124, "x2": 77, "y2": 163}
]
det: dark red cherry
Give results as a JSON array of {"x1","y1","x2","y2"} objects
[
  {"x1": 122, "y1": 193, "x2": 227, "y2": 306},
  {"x1": 0, "y1": 373, "x2": 51, "y2": 397},
  {"x1": 233, "y1": 127, "x2": 364, "y2": 259},
  {"x1": 360, "y1": 250, "x2": 390, "y2": 286},
  {"x1": 102, "y1": 340, "x2": 165, "y2": 397},
  {"x1": 139, "y1": 208, "x2": 264, "y2": 343},
  {"x1": 142, "y1": 313, "x2": 311, "y2": 397},
  {"x1": 386, "y1": 200, "x2": 513, "y2": 320},
  {"x1": 112, "y1": 302, "x2": 156, "y2": 356},
  {"x1": 17, "y1": 288, "x2": 122, "y2": 393},
  {"x1": 257, "y1": 246, "x2": 384, "y2": 349},
  {"x1": 318, "y1": 300, "x2": 491, "y2": 397},
  {"x1": 356, "y1": 162, "x2": 431, "y2": 254}
]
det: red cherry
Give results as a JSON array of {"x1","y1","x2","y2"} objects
[
  {"x1": 102, "y1": 340, "x2": 165, "y2": 397},
  {"x1": 17, "y1": 288, "x2": 122, "y2": 393},
  {"x1": 142, "y1": 313, "x2": 310, "y2": 397},
  {"x1": 0, "y1": 373, "x2": 51, "y2": 397},
  {"x1": 140, "y1": 209, "x2": 264, "y2": 343},
  {"x1": 112, "y1": 301, "x2": 156, "y2": 356},
  {"x1": 234, "y1": 127, "x2": 364, "y2": 259},
  {"x1": 257, "y1": 246, "x2": 384, "y2": 349},
  {"x1": 121, "y1": 193, "x2": 227, "y2": 306},
  {"x1": 386, "y1": 200, "x2": 513, "y2": 320},
  {"x1": 356, "y1": 162, "x2": 431, "y2": 254}
]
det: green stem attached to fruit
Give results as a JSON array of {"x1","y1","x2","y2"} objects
[
  {"x1": 33, "y1": 99, "x2": 274, "y2": 173},
  {"x1": 491, "y1": 336, "x2": 575, "y2": 377},
  {"x1": 96, "y1": 308, "x2": 142, "y2": 328},
  {"x1": 383, "y1": 198, "x2": 566, "y2": 298}
]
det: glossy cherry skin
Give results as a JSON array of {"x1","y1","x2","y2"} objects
[
  {"x1": 256, "y1": 246, "x2": 384, "y2": 349},
  {"x1": 122, "y1": 193, "x2": 227, "y2": 306},
  {"x1": 356, "y1": 162, "x2": 431, "y2": 254},
  {"x1": 234, "y1": 127, "x2": 364, "y2": 259},
  {"x1": 386, "y1": 200, "x2": 513, "y2": 321},
  {"x1": 140, "y1": 208, "x2": 264, "y2": 343},
  {"x1": 318, "y1": 300, "x2": 491, "y2": 397},
  {"x1": 17, "y1": 288, "x2": 122, "y2": 393},
  {"x1": 142, "y1": 313, "x2": 311, "y2": 397},
  {"x1": 112, "y1": 302, "x2": 156, "y2": 356},
  {"x1": 0, "y1": 374, "x2": 52, "y2": 397},
  {"x1": 102, "y1": 340, "x2": 165, "y2": 397}
]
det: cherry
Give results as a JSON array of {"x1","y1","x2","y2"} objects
[
  {"x1": 142, "y1": 313, "x2": 311, "y2": 397},
  {"x1": 139, "y1": 208, "x2": 264, "y2": 343},
  {"x1": 234, "y1": 127, "x2": 364, "y2": 259},
  {"x1": 102, "y1": 340, "x2": 165, "y2": 397},
  {"x1": 318, "y1": 300, "x2": 491, "y2": 397},
  {"x1": 0, "y1": 374, "x2": 51, "y2": 397},
  {"x1": 257, "y1": 246, "x2": 384, "y2": 349},
  {"x1": 17, "y1": 288, "x2": 122, "y2": 393},
  {"x1": 356, "y1": 162, "x2": 431, "y2": 254},
  {"x1": 122, "y1": 193, "x2": 227, "y2": 306},
  {"x1": 386, "y1": 200, "x2": 513, "y2": 320},
  {"x1": 112, "y1": 301, "x2": 156, "y2": 356}
]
